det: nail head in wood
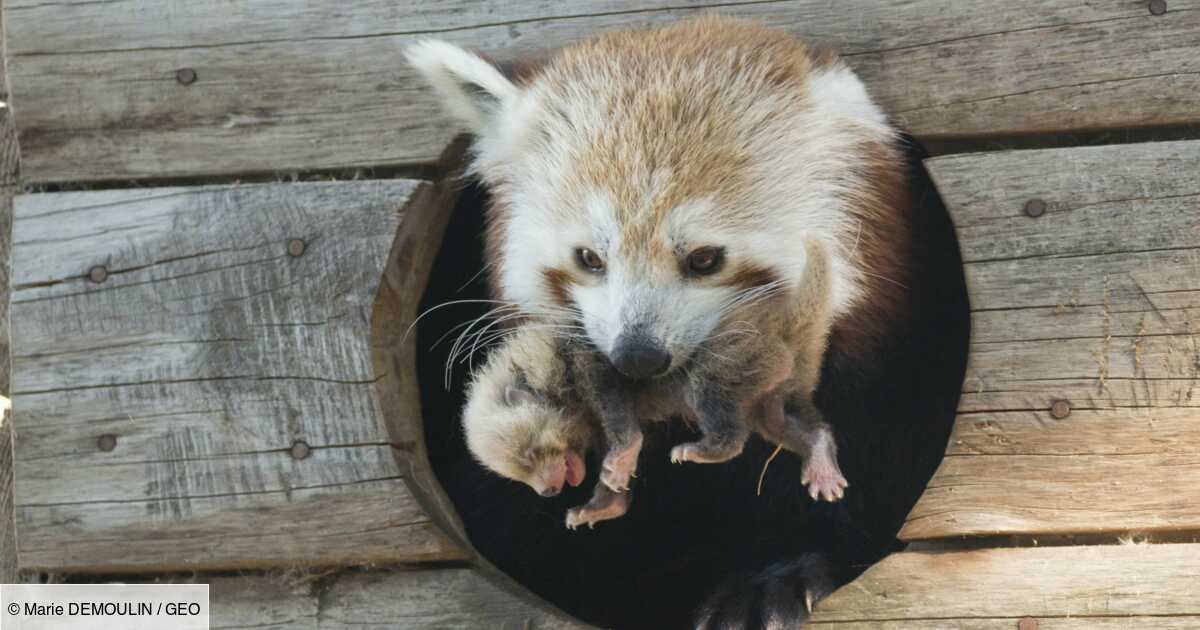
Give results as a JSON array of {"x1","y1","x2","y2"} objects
[
  {"x1": 1149, "y1": 0, "x2": 1167, "y2": 15},
  {"x1": 88, "y1": 265, "x2": 108, "y2": 283},
  {"x1": 1023, "y1": 198, "x2": 1047, "y2": 218},
  {"x1": 97, "y1": 434, "x2": 118, "y2": 452},
  {"x1": 287, "y1": 238, "x2": 306, "y2": 257},
  {"x1": 1050, "y1": 400, "x2": 1071, "y2": 419},
  {"x1": 175, "y1": 68, "x2": 198, "y2": 86},
  {"x1": 290, "y1": 440, "x2": 311, "y2": 460},
  {"x1": 1018, "y1": 618, "x2": 1039, "y2": 630}
]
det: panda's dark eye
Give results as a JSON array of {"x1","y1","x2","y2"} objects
[
  {"x1": 686, "y1": 246, "x2": 725, "y2": 276},
  {"x1": 575, "y1": 247, "x2": 605, "y2": 273}
]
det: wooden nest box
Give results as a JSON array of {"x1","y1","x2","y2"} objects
[{"x1": 4, "y1": 1, "x2": 1199, "y2": 626}]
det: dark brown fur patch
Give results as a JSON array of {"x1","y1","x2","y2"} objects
[
  {"x1": 720, "y1": 262, "x2": 781, "y2": 290},
  {"x1": 541, "y1": 267, "x2": 574, "y2": 308},
  {"x1": 826, "y1": 135, "x2": 915, "y2": 365}
]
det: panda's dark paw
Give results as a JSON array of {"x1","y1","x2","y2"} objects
[{"x1": 693, "y1": 553, "x2": 838, "y2": 630}]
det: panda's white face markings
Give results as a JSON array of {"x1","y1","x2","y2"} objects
[{"x1": 507, "y1": 190, "x2": 781, "y2": 374}]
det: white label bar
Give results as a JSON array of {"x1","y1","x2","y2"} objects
[{"x1": 1, "y1": 584, "x2": 209, "y2": 629}]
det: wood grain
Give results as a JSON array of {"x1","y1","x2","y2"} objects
[
  {"x1": 0, "y1": 0, "x2": 23, "y2": 580},
  {"x1": 902, "y1": 141, "x2": 1200, "y2": 540},
  {"x1": 8, "y1": 181, "x2": 467, "y2": 571},
  {"x1": 810, "y1": 543, "x2": 1200, "y2": 626},
  {"x1": 210, "y1": 576, "x2": 317, "y2": 629},
  {"x1": 203, "y1": 569, "x2": 588, "y2": 629},
  {"x1": 7, "y1": 0, "x2": 1199, "y2": 183},
  {"x1": 319, "y1": 569, "x2": 590, "y2": 629}
]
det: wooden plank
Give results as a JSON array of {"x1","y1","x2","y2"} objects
[
  {"x1": 203, "y1": 569, "x2": 588, "y2": 629},
  {"x1": 0, "y1": 0, "x2": 23, "y2": 580},
  {"x1": 7, "y1": 0, "x2": 1199, "y2": 183},
  {"x1": 210, "y1": 576, "x2": 318, "y2": 629},
  {"x1": 9, "y1": 181, "x2": 467, "y2": 571},
  {"x1": 809, "y1": 543, "x2": 1200, "y2": 627},
  {"x1": 319, "y1": 569, "x2": 589, "y2": 629},
  {"x1": 0, "y1": 416, "x2": 13, "y2": 582},
  {"x1": 902, "y1": 141, "x2": 1200, "y2": 540}
]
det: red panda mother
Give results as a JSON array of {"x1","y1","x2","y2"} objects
[{"x1": 407, "y1": 16, "x2": 965, "y2": 630}]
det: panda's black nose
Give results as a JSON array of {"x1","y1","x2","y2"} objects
[{"x1": 610, "y1": 336, "x2": 672, "y2": 379}]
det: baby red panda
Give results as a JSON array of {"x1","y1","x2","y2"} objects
[
  {"x1": 459, "y1": 325, "x2": 593, "y2": 498},
  {"x1": 461, "y1": 239, "x2": 845, "y2": 529}
]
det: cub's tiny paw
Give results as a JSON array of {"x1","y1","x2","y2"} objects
[
  {"x1": 670, "y1": 442, "x2": 739, "y2": 464},
  {"x1": 802, "y1": 464, "x2": 849, "y2": 502},
  {"x1": 565, "y1": 492, "x2": 629, "y2": 530},
  {"x1": 600, "y1": 469, "x2": 630, "y2": 493},
  {"x1": 601, "y1": 433, "x2": 642, "y2": 491}
]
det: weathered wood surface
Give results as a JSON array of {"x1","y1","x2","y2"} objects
[
  {"x1": 8, "y1": 180, "x2": 468, "y2": 571},
  {"x1": 7, "y1": 0, "x2": 1199, "y2": 183},
  {"x1": 201, "y1": 570, "x2": 592, "y2": 629},
  {"x1": 204, "y1": 569, "x2": 588, "y2": 629},
  {"x1": 210, "y1": 576, "x2": 315, "y2": 629},
  {"x1": 902, "y1": 140, "x2": 1200, "y2": 541},
  {"x1": 810, "y1": 543, "x2": 1200, "y2": 627},
  {"x1": 319, "y1": 570, "x2": 589, "y2": 629},
  {"x1": 0, "y1": 0, "x2": 23, "y2": 580}
]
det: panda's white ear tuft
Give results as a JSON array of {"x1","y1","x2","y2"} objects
[{"x1": 405, "y1": 39, "x2": 519, "y2": 133}]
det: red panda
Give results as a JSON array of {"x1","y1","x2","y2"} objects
[
  {"x1": 407, "y1": 17, "x2": 911, "y2": 382},
  {"x1": 410, "y1": 17, "x2": 925, "y2": 624}
]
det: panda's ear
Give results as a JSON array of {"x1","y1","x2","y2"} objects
[
  {"x1": 503, "y1": 383, "x2": 537, "y2": 408},
  {"x1": 405, "y1": 39, "x2": 520, "y2": 134}
]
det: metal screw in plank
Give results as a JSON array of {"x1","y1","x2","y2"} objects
[
  {"x1": 287, "y1": 238, "x2": 307, "y2": 257},
  {"x1": 88, "y1": 265, "x2": 108, "y2": 283},
  {"x1": 1050, "y1": 400, "x2": 1071, "y2": 420},
  {"x1": 176, "y1": 68, "x2": 198, "y2": 86},
  {"x1": 1149, "y1": 0, "x2": 1168, "y2": 16},
  {"x1": 1018, "y1": 618, "x2": 1039, "y2": 630},
  {"x1": 97, "y1": 434, "x2": 118, "y2": 452},
  {"x1": 291, "y1": 440, "x2": 312, "y2": 460},
  {"x1": 1023, "y1": 198, "x2": 1047, "y2": 218}
]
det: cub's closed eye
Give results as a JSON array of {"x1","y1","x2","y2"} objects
[
  {"x1": 686, "y1": 246, "x2": 725, "y2": 276},
  {"x1": 575, "y1": 247, "x2": 606, "y2": 273}
]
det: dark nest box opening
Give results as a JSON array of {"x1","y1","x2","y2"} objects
[{"x1": 411, "y1": 140, "x2": 970, "y2": 629}]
